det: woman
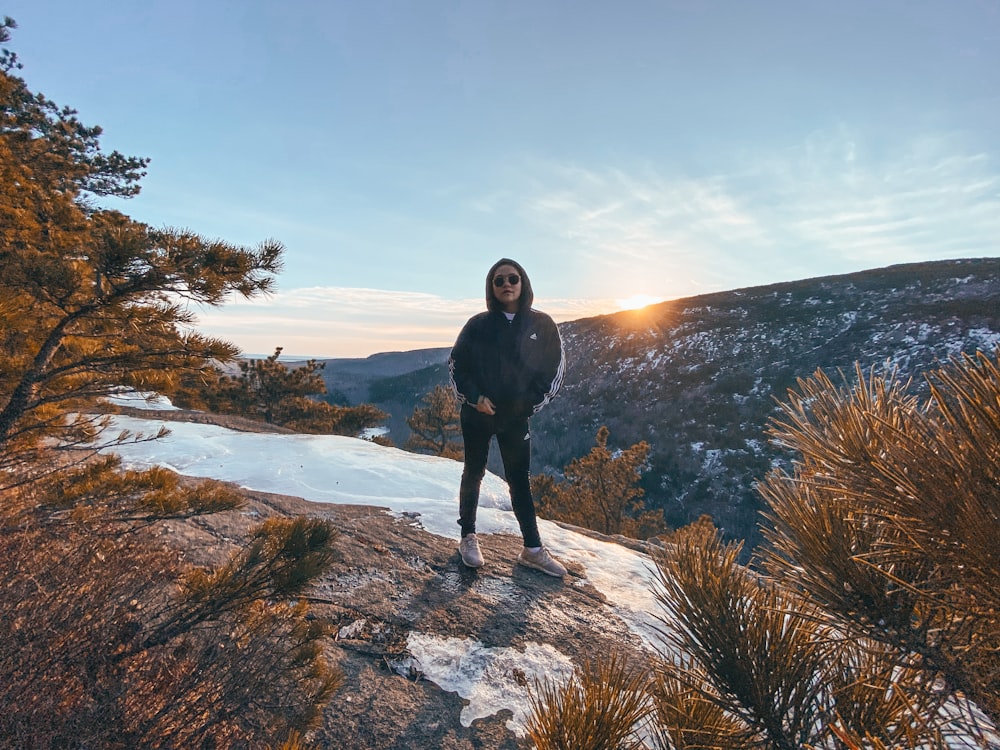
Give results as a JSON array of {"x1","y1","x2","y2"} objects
[{"x1": 448, "y1": 258, "x2": 567, "y2": 577}]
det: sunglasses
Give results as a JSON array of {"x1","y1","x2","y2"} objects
[{"x1": 493, "y1": 273, "x2": 521, "y2": 288}]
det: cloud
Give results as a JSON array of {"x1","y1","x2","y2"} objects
[
  {"x1": 499, "y1": 130, "x2": 1000, "y2": 297},
  {"x1": 190, "y1": 287, "x2": 619, "y2": 359},
  {"x1": 507, "y1": 161, "x2": 776, "y2": 297},
  {"x1": 781, "y1": 142, "x2": 1000, "y2": 264}
]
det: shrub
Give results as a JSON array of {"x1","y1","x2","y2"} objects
[{"x1": 526, "y1": 651, "x2": 650, "y2": 750}]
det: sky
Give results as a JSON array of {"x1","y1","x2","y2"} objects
[
  {"x1": 6, "y1": 1, "x2": 1000, "y2": 357},
  {"x1": 102, "y1": 391, "x2": 664, "y2": 736}
]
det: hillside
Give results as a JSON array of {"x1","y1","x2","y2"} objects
[{"x1": 320, "y1": 258, "x2": 1000, "y2": 546}]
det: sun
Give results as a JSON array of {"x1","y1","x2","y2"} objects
[{"x1": 615, "y1": 294, "x2": 664, "y2": 311}]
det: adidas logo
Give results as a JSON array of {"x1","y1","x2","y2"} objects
[{"x1": 529, "y1": 333, "x2": 538, "y2": 340}]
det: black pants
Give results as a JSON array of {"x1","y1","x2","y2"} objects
[{"x1": 458, "y1": 405, "x2": 542, "y2": 548}]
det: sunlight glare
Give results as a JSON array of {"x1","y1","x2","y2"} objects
[{"x1": 616, "y1": 294, "x2": 664, "y2": 311}]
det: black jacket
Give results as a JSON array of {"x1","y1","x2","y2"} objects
[{"x1": 449, "y1": 308, "x2": 565, "y2": 419}]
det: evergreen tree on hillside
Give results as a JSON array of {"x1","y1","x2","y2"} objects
[
  {"x1": 235, "y1": 347, "x2": 327, "y2": 424},
  {"x1": 533, "y1": 425, "x2": 667, "y2": 538},
  {"x1": 405, "y1": 384, "x2": 462, "y2": 458}
]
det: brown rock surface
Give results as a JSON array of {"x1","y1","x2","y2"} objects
[{"x1": 129, "y1": 407, "x2": 654, "y2": 749}]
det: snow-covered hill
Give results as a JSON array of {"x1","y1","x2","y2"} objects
[
  {"x1": 335, "y1": 258, "x2": 1000, "y2": 548},
  {"x1": 548, "y1": 257, "x2": 1000, "y2": 544}
]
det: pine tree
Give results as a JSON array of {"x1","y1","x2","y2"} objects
[
  {"x1": 0, "y1": 16, "x2": 281, "y2": 470},
  {"x1": 527, "y1": 352, "x2": 1000, "y2": 748},
  {"x1": 759, "y1": 356, "x2": 1000, "y2": 730},
  {"x1": 0, "y1": 459, "x2": 342, "y2": 746},
  {"x1": 235, "y1": 347, "x2": 327, "y2": 424},
  {"x1": 404, "y1": 384, "x2": 463, "y2": 458},
  {"x1": 533, "y1": 425, "x2": 666, "y2": 538},
  {"x1": 170, "y1": 347, "x2": 389, "y2": 435},
  {"x1": 0, "y1": 22, "x2": 342, "y2": 745}
]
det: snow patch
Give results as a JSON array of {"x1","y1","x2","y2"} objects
[
  {"x1": 105, "y1": 389, "x2": 180, "y2": 411},
  {"x1": 98, "y1": 412, "x2": 667, "y2": 647},
  {"x1": 397, "y1": 633, "x2": 575, "y2": 736}
]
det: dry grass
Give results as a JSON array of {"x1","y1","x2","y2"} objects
[{"x1": 0, "y1": 457, "x2": 342, "y2": 748}]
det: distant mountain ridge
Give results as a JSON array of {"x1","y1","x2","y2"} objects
[
  {"x1": 296, "y1": 347, "x2": 450, "y2": 405},
  {"x1": 318, "y1": 258, "x2": 1000, "y2": 546}
]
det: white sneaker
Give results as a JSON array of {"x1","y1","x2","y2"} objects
[
  {"x1": 518, "y1": 546, "x2": 566, "y2": 577},
  {"x1": 459, "y1": 534, "x2": 484, "y2": 568}
]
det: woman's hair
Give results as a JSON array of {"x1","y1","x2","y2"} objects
[{"x1": 485, "y1": 258, "x2": 534, "y2": 313}]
